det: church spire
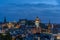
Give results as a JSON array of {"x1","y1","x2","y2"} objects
[
  {"x1": 35, "y1": 16, "x2": 40, "y2": 28},
  {"x1": 4, "y1": 17, "x2": 7, "y2": 23},
  {"x1": 48, "y1": 20, "x2": 52, "y2": 33},
  {"x1": 35, "y1": 16, "x2": 40, "y2": 21}
]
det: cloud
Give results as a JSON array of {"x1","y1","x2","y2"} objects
[
  {"x1": 32, "y1": 0, "x2": 58, "y2": 5},
  {"x1": 56, "y1": 0, "x2": 60, "y2": 4},
  {"x1": 0, "y1": 0, "x2": 56, "y2": 5},
  {"x1": 0, "y1": 0, "x2": 58, "y2": 5}
]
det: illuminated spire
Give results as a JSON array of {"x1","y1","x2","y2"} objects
[
  {"x1": 48, "y1": 20, "x2": 51, "y2": 28},
  {"x1": 35, "y1": 16, "x2": 40, "y2": 21},
  {"x1": 35, "y1": 16, "x2": 40, "y2": 28},
  {"x1": 48, "y1": 20, "x2": 52, "y2": 33}
]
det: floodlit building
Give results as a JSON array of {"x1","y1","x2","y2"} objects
[
  {"x1": 0, "y1": 16, "x2": 59, "y2": 40},
  {"x1": 35, "y1": 16, "x2": 40, "y2": 28}
]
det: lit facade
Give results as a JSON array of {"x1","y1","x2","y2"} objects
[
  {"x1": 35, "y1": 17, "x2": 40, "y2": 28},
  {"x1": 0, "y1": 17, "x2": 59, "y2": 40}
]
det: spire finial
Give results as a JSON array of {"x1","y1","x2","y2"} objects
[{"x1": 4, "y1": 16, "x2": 6, "y2": 23}]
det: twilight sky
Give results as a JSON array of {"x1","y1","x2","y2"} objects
[
  {"x1": 0, "y1": 0, "x2": 60, "y2": 23},
  {"x1": 0, "y1": 0, "x2": 59, "y2": 5}
]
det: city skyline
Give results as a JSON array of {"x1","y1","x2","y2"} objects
[{"x1": 0, "y1": 0, "x2": 60, "y2": 40}]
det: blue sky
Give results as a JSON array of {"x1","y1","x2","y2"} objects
[
  {"x1": 0, "y1": 0, "x2": 59, "y2": 6},
  {"x1": 0, "y1": 0, "x2": 60, "y2": 23},
  {"x1": 0, "y1": 0, "x2": 59, "y2": 5}
]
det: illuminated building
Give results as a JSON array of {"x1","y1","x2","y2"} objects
[
  {"x1": 32, "y1": 17, "x2": 41, "y2": 34},
  {"x1": 15, "y1": 24, "x2": 20, "y2": 28},
  {"x1": 35, "y1": 16, "x2": 40, "y2": 28},
  {"x1": 47, "y1": 20, "x2": 52, "y2": 33},
  {"x1": 0, "y1": 16, "x2": 59, "y2": 40},
  {"x1": 18, "y1": 19, "x2": 27, "y2": 25},
  {"x1": 7, "y1": 22, "x2": 14, "y2": 29},
  {"x1": 1, "y1": 17, "x2": 8, "y2": 29},
  {"x1": 2, "y1": 23, "x2": 7, "y2": 27},
  {"x1": 56, "y1": 33, "x2": 60, "y2": 40},
  {"x1": 32, "y1": 28, "x2": 37, "y2": 34}
]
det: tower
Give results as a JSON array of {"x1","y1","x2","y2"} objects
[
  {"x1": 35, "y1": 16, "x2": 41, "y2": 33},
  {"x1": 4, "y1": 17, "x2": 7, "y2": 23},
  {"x1": 35, "y1": 17, "x2": 40, "y2": 28},
  {"x1": 48, "y1": 20, "x2": 52, "y2": 33},
  {"x1": 2, "y1": 17, "x2": 7, "y2": 29}
]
